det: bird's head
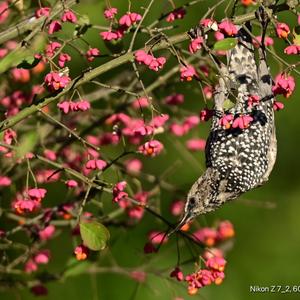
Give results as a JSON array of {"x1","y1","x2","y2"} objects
[{"x1": 171, "y1": 169, "x2": 234, "y2": 233}]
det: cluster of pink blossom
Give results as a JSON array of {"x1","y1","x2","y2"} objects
[
  {"x1": 113, "y1": 181, "x2": 128, "y2": 203},
  {"x1": 138, "y1": 140, "x2": 164, "y2": 157},
  {"x1": 193, "y1": 220, "x2": 235, "y2": 246},
  {"x1": 12, "y1": 188, "x2": 47, "y2": 214},
  {"x1": 118, "y1": 191, "x2": 149, "y2": 221},
  {"x1": 169, "y1": 115, "x2": 200, "y2": 136},
  {"x1": 44, "y1": 72, "x2": 71, "y2": 91},
  {"x1": 100, "y1": 9, "x2": 141, "y2": 42},
  {"x1": 185, "y1": 255, "x2": 227, "y2": 295},
  {"x1": 25, "y1": 250, "x2": 51, "y2": 273},
  {"x1": 166, "y1": 8, "x2": 186, "y2": 22},
  {"x1": 167, "y1": 220, "x2": 234, "y2": 295},
  {"x1": 57, "y1": 100, "x2": 91, "y2": 114},
  {"x1": 135, "y1": 50, "x2": 166, "y2": 71}
]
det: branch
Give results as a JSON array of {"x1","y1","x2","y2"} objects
[
  {"x1": 0, "y1": 2, "x2": 294, "y2": 132},
  {"x1": 0, "y1": 0, "x2": 77, "y2": 45}
]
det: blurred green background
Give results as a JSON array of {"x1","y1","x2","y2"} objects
[{"x1": 1, "y1": 0, "x2": 300, "y2": 299}]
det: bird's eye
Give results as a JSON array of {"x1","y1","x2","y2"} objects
[{"x1": 189, "y1": 197, "x2": 196, "y2": 206}]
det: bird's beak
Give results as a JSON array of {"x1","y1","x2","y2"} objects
[{"x1": 168, "y1": 212, "x2": 193, "y2": 237}]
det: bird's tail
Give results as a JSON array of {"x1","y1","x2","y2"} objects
[{"x1": 227, "y1": 25, "x2": 258, "y2": 90}]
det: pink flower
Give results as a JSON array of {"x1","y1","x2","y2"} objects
[
  {"x1": 86, "y1": 48, "x2": 100, "y2": 62},
  {"x1": 170, "y1": 267, "x2": 184, "y2": 281},
  {"x1": 180, "y1": 65, "x2": 197, "y2": 81},
  {"x1": 85, "y1": 159, "x2": 107, "y2": 170},
  {"x1": 34, "y1": 250, "x2": 50, "y2": 264},
  {"x1": 203, "y1": 85, "x2": 213, "y2": 99},
  {"x1": 0, "y1": 176, "x2": 11, "y2": 186},
  {"x1": 104, "y1": 7, "x2": 118, "y2": 19},
  {"x1": 165, "y1": 93, "x2": 184, "y2": 105},
  {"x1": 214, "y1": 31, "x2": 225, "y2": 41},
  {"x1": 11, "y1": 68, "x2": 30, "y2": 83},
  {"x1": 135, "y1": 50, "x2": 152, "y2": 64},
  {"x1": 61, "y1": 10, "x2": 77, "y2": 23},
  {"x1": 0, "y1": 2, "x2": 9, "y2": 24},
  {"x1": 132, "y1": 97, "x2": 149, "y2": 109},
  {"x1": 58, "y1": 53, "x2": 71, "y2": 68},
  {"x1": 25, "y1": 259, "x2": 38, "y2": 273},
  {"x1": 138, "y1": 140, "x2": 163, "y2": 157},
  {"x1": 0, "y1": 48, "x2": 8, "y2": 58},
  {"x1": 217, "y1": 220, "x2": 235, "y2": 240},
  {"x1": 44, "y1": 72, "x2": 70, "y2": 91},
  {"x1": 149, "y1": 57, "x2": 166, "y2": 71},
  {"x1": 273, "y1": 101, "x2": 284, "y2": 111},
  {"x1": 170, "y1": 124, "x2": 186, "y2": 136},
  {"x1": 134, "y1": 125, "x2": 154, "y2": 136},
  {"x1": 45, "y1": 41, "x2": 61, "y2": 57},
  {"x1": 66, "y1": 179, "x2": 78, "y2": 188},
  {"x1": 76, "y1": 100, "x2": 90, "y2": 111},
  {"x1": 206, "y1": 256, "x2": 227, "y2": 272},
  {"x1": 149, "y1": 114, "x2": 169, "y2": 128},
  {"x1": 298, "y1": 14, "x2": 300, "y2": 25},
  {"x1": 44, "y1": 149, "x2": 56, "y2": 161},
  {"x1": 185, "y1": 269, "x2": 214, "y2": 294},
  {"x1": 247, "y1": 95, "x2": 260, "y2": 108},
  {"x1": 232, "y1": 115, "x2": 253, "y2": 129},
  {"x1": 219, "y1": 114, "x2": 234, "y2": 129},
  {"x1": 13, "y1": 198, "x2": 40, "y2": 214},
  {"x1": 276, "y1": 22, "x2": 290, "y2": 39},
  {"x1": 189, "y1": 37, "x2": 203, "y2": 54},
  {"x1": 186, "y1": 139, "x2": 206, "y2": 151},
  {"x1": 170, "y1": 200, "x2": 185, "y2": 216},
  {"x1": 200, "y1": 18, "x2": 218, "y2": 30},
  {"x1": 166, "y1": 8, "x2": 186, "y2": 22},
  {"x1": 203, "y1": 248, "x2": 224, "y2": 260},
  {"x1": 48, "y1": 20, "x2": 62, "y2": 34},
  {"x1": 74, "y1": 244, "x2": 89, "y2": 260},
  {"x1": 113, "y1": 181, "x2": 128, "y2": 203},
  {"x1": 35, "y1": 7, "x2": 51, "y2": 18},
  {"x1": 28, "y1": 188, "x2": 47, "y2": 200},
  {"x1": 252, "y1": 36, "x2": 274, "y2": 48},
  {"x1": 148, "y1": 231, "x2": 168, "y2": 244},
  {"x1": 125, "y1": 158, "x2": 143, "y2": 174},
  {"x1": 4, "y1": 129, "x2": 16, "y2": 144},
  {"x1": 284, "y1": 45, "x2": 300, "y2": 55},
  {"x1": 39, "y1": 225, "x2": 56, "y2": 240},
  {"x1": 193, "y1": 227, "x2": 218, "y2": 246},
  {"x1": 272, "y1": 73, "x2": 295, "y2": 98},
  {"x1": 57, "y1": 101, "x2": 71, "y2": 114},
  {"x1": 184, "y1": 115, "x2": 200, "y2": 128},
  {"x1": 100, "y1": 31, "x2": 121, "y2": 41},
  {"x1": 218, "y1": 20, "x2": 238, "y2": 36},
  {"x1": 119, "y1": 12, "x2": 142, "y2": 27}
]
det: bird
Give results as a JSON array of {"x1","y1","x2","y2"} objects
[{"x1": 175, "y1": 22, "x2": 277, "y2": 230}]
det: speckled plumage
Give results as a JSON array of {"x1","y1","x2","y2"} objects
[{"x1": 179, "y1": 25, "x2": 277, "y2": 226}]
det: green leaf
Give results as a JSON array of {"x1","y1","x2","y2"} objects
[
  {"x1": 16, "y1": 131, "x2": 38, "y2": 158},
  {"x1": 293, "y1": 26, "x2": 300, "y2": 46},
  {"x1": 213, "y1": 38, "x2": 238, "y2": 51},
  {"x1": 64, "y1": 258, "x2": 92, "y2": 278},
  {"x1": 0, "y1": 33, "x2": 46, "y2": 74},
  {"x1": 17, "y1": 56, "x2": 41, "y2": 69},
  {"x1": 79, "y1": 221, "x2": 110, "y2": 251},
  {"x1": 223, "y1": 99, "x2": 235, "y2": 110}
]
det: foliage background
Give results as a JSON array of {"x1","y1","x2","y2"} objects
[{"x1": 1, "y1": 0, "x2": 300, "y2": 299}]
